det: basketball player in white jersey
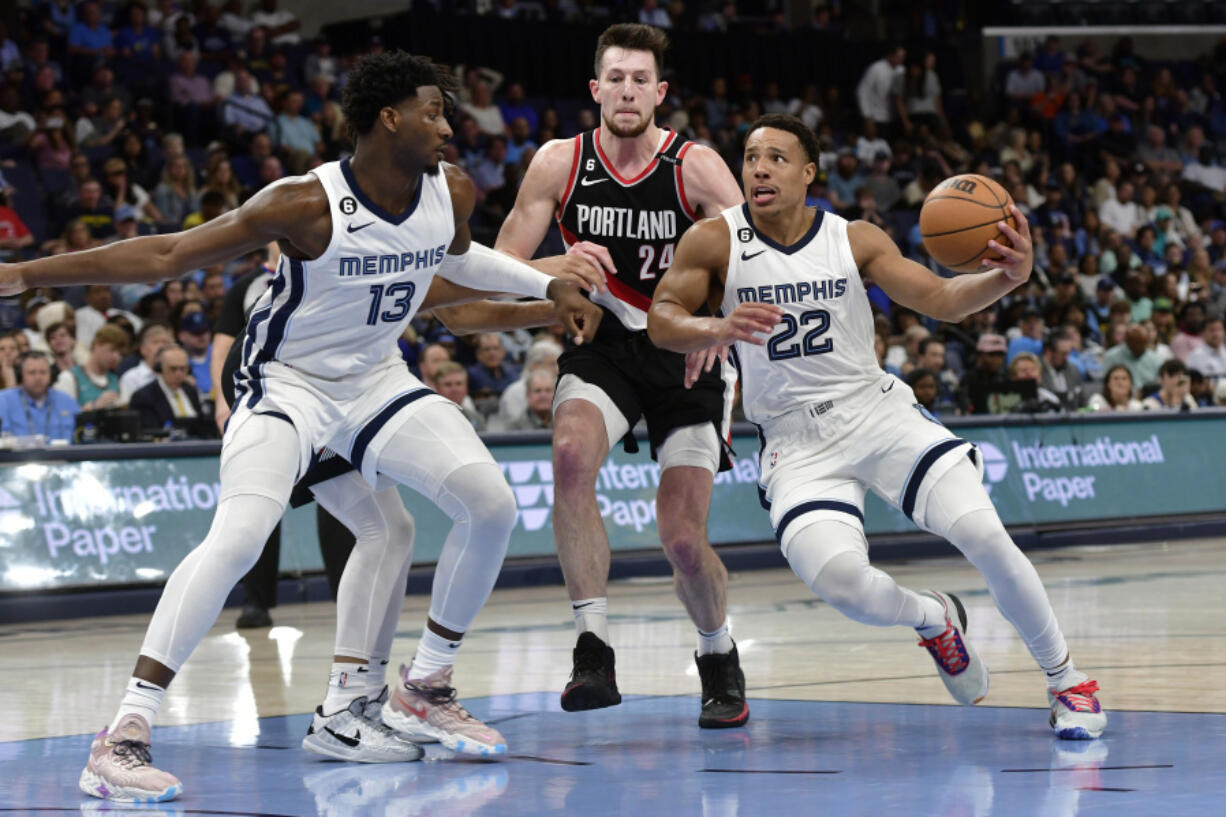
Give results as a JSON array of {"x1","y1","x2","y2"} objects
[
  {"x1": 647, "y1": 114, "x2": 1106, "y2": 741},
  {"x1": 495, "y1": 24, "x2": 752, "y2": 727},
  {"x1": 0, "y1": 51, "x2": 602, "y2": 802}
]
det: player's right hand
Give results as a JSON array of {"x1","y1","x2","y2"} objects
[
  {"x1": 0, "y1": 263, "x2": 26, "y2": 296},
  {"x1": 564, "y1": 241, "x2": 615, "y2": 292},
  {"x1": 684, "y1": 345, "x2": 729, "y2": 389},
  {"x1": 716, "y1": 302, "x2": 784, "y2": 347}
]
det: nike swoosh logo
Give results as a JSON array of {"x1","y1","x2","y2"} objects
[
  {"x1": 347, "y1": 221, "x2": 375, "y2": 233},
  {"x1": 324, "y1": 726, "x2": 361, "y2": 748},
  {"x1": 134, "y1": 681, "x2": 160, "y2": 690},
  {"x1": 741, "y1": 250, "x2": 765, "y2": 261},
  {"x1": 406, "y1": 704, "x2": 429, "y2": 720},
  {"x1": 882, "y1": 381, "x2": 895, "y2": 393},
  {"x1": 356, "y1": 666, "x2": 369, "y2": 672},
  {"x1": 446, "y1": 642, "x2": 460, "y2": 648},
  {"x1": 579, "y1": 176, "x2": 608, "y2": 186},
  {"x1": 572, "y1": 601, "x2": 595, "y2": 609}
]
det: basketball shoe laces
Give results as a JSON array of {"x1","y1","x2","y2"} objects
[
  {"x1": 405, "y1": 681, "x2": 475, "y2": 722},
  {"x1": 917, "y1": 625, "x2": 969, "y2": 674},
  {"x1": 1055, "y1": 680, "x2": 1101, "y2": 711},
  {"x1": 109, "y1": 739, "x2": 155, "y2": 770}
]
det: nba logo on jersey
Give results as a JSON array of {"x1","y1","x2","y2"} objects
[{"x1": 770, "y1": 451, "x2": 779, "y2": 468}]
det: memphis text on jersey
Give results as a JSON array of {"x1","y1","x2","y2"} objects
[
  {"x1": 575, "y1": 204, "x2": 678, "y2": 240},
  {"x1": 338, "y1": 244, "x2": 447, "y2": 277},
  {"x1": 736, "y1": 277, "x2": 849, "y2": 305}
]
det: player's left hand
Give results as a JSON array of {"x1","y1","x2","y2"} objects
[
  {"x1": 547, "y1": 279, "x2": 603, "y2": 345},
  {"x1": 684, "y1": 346, "x2": 729, "y2": 389},
  {"x1": 983, "y1": 205, "x2": 1033, "y2": 284}
]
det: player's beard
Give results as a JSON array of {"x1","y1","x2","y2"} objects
[{"x1": 601, "y1": 109, "x2": 651, "y2": 138}]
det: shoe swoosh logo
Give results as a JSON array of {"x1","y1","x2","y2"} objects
[
  {"x1": 579, "y1": 176, "x2": 608, "y2": 186},
  {"x1": 406, "y1": 704, "x2": 429, "y2": 720},
  {"x1": 347, "y1": 221, "x2": 375, "y2": 233},
  {"x1": 134, "y1": 681, "x2": 160, "y2": 690},
  {"x1": 740, "y1": 250, "x2": 765, "y2": 261},
  {"x1": 324, "y1": 726, "x2": 361, "y2": 748}
]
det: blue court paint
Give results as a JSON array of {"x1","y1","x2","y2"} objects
[{"x1": 1, "y1": 696, "x2": 1222, "y2": 817}]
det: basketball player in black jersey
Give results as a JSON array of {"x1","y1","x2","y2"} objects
[{"x1": 496, "y1": 24, "x2": 750, "y2": 728}]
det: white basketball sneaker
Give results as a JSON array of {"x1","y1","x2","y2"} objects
[
  {"x1": 1048, "y1": 675, "x2": 1107, "y2": 740},
  {"x1": 302, "y1": 695, "x2": 424, "y2": 762},
  {"x1": 383, "y1": 665, "x2": 507, "y2": 757},
  {"x1": 916, "y1": 590, "x2": 990, "y2": 705},
  {"x1": 79, "y1": 713, "x2": 183, "y2": 803}
]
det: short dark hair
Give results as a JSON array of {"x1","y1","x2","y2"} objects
[
  {"x1": 917, "y1": 336, "x2": 943, "y2": 356},
  {"x1": 341, "y1": 50, "x2": 457, "y2": 136},
  {"x1": 200, "y1": 190, "x2": 226, "y2": 208},
  {"x1": 1159, "y1": 358, "x2": 1186, "y2": 378},
  {"x1": 594, "y1": 23, "x2": 668, "y2": 79},
  {"x1": 746, "y1": 114, "x2": 821, "y2": 166}
]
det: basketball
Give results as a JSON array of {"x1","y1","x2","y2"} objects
[{"x1": 919, "y1": 174, "x2": 1017, "y2": 272}]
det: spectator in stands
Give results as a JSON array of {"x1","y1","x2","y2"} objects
[
  {"x1": 53, "y1": 323, "x2": 126, "y2": 411},
  {"x1": 115, "y1": 2, "x2": 161, "y2": 66},
  {"x1": 76, "y1": 284, "x2": 138, "y2": 349},
  {"x1": 471, "y1": 135, "x2": 514, "y2": 218},
  {"x1": 251, "y1": 0, "x2": 303, "y2": 48},
  {"x1": 192, "y1": 3, "x2": 232, "y2": 66},
  {"x1": 499, "y1": 81, "x2": 539, "y2": 135},
  {"x1": 914, "y1": 336, "x2": 957, "y2": 407},
  {"x1": 27, "y1": 114, "x2": 74, "y2": 171},
  {"x1": 1005, "y1": 53, "x2": 1045, "y2": 106},
  {"x1": 904, "y1": 367, "x2": 947, "y2": 416},
  {"x1": 856, "y1": 44, "x2": 904, "y2": 133},
  {"x1": 433, "y1": 361, "x2": 486, "y2": 431},
  {"x1": 0, "y1": 193, "x2": 33, "y2": 259},
  {"x1": 1006, "y1": 307, "x2": 1044, "y2": 362},
  {"x1": 231, "y1": 131, "x2": 272, "y2": 189},
  {"x1": 119, "y1": 322, "x2": 171, "y2": 403},
  {"x1": 303, "y1": 74, "x2": 333, "y2": 119},
  {"x1": 1087, "y1": 364, "x2": 1142, "y2": 412},
  {"x1": 505, "y1": 116, "x2": 537, "y2": 168},
  {"x1": 0, "y1": 351, "x2": 79, "y2": 440},
  {"x1": 164, "y1": 15, "x2": 199, "y2": 64},
  {"x1": 81, "y1": 63, "x2": 131, "y2": 114},
  {"x1": 202, "y1": 156, "x2": 242, "y2": 211},
  {"x1": 129, "y1": 344, "x2": 211, "y2": 436},
  {"x1": 496, "y1": 337, "x2": 562, "y2": 425},
  {"x1": 175, "y1": 310, "x2": 213, "y2": 395},
  {"x1": 1008, "y1": 352, "x2": 1062, "y2": 413},
  {"x1": 467, "y1": 333, "x2": 518, "y2": 397},
  {"x1": 417, "y1": 342, "x2": 452, "y2": 390},
  {"x1": 219, "y1": 0, "x2": 253, "y2": 42},
  {"x1": 102, "y1": 158, "x2": 160, "y2": 223},
  {"x1": 68, "y1": 2, "x2": 114, "y2": 75},
  {"x1": 153, "y1": 155, "x2": 199, "y2": 226},
  {"x1": 1186, "y1": 316, "x2": 1226, "y2": 381},
  {"x1": 828, "y1": 150, "x2": 864, "y2": 212},
  {"x1": 0, "y1": 331, "x2": 19, "y2": 389},
  {"x1": 42, "y1": 217, "x2": 101, "y2": 256},
  {"x1": 493, "y1": 368, "x2": 556, "y2": 431},
  {"x1": 1121, "y1": 270, "x2": 1153, "y2": 322},
  {"x1": 1138, "y1": 125, "x2": 1182, "y2": 178},
  {"x1": 1040, "y1": 331, "x2": 1085, "y2": 410},
  {"x1": 223, "y1": 69, "x2": 274, "y2": 137},
  {"x1": 0, "y1": 85, "x2": 35, "y2": 144},
  {"x1": 274, "y1": 90, "x2": 321, "y2": 174},
  {"x1": 958, "y1": 333, "x2": 1009, "y2": 414},
  {"x1": 43, "y1": 317, "x2": 83, "y2": 376},
  {"x1": 61, "y1": 179, "x2": 114, "y2": 239},
  {"x1": 462, "y1": 80, "x2": 506, "y2": 138},
  {"x1": 1102, "y1": 324, "x2": 1164, "y2": 390},
  {"x1": 1142, "y1": 359, "x2": 1196, "y2": 411},
  {"x1": 182, "y1": 189, "x2": 228, "y2": 229},
  {"x1": 1169, "y1": 302, "x2": 1205, "y2": 361},
  {"x1": 169, "y1": 51, "x2": 215, "y2": 144},
  {"x1": 304, "y1": 36, "x2": 337, "y2": 85}
]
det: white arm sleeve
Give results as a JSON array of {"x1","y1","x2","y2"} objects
[{"x1": 436, "y1": 242, "x2": 552, "y2": 300}]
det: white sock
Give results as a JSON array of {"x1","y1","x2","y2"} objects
[
  {"x1": 1044, "y1": 657, "x2": 1085, "y2": 691},
  {"x1": 571, "y1": 597, "x2": 609, "y2": 643},
  {"x1": 915, "y1": 595, "x2": 951, "y2": 638},
  {"x1": 322, "y1": 661, "x2": 369, "y2": 714},
  {"x1": 408, "y1": 629, "x2": 461, "y2": 681},
  {"x1": 366, "y1": 656, "x2": 390, "y2": 696},
  {"x1": 697, "y1": 619, "x2": 734, "y2": 656},
  {"x1": 110, "y1": 677, "x2": 166, "y2": 733}
]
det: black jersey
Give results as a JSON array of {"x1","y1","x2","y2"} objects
[{"x1": 556, "y1": 128, "x2": 698, "y2": 332}]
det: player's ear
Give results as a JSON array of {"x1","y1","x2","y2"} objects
[
  {"x1": 803, "y1": 161, "x2": 816, "y2": 186},
  {"x1": 589, "y1": 78, "x2": 600, "y2": 102},
  {"x1": 379, "y1": 106, "x2": 398, "y2": 133},
  {"x1": 656, "y1": 79, "x2": 668, "y2": 105}
]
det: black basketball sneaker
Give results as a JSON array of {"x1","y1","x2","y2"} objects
[
  {"x1": 695, "y1": 644, "x2": 749, "y2": 728},
  {"x1": 560, "y1": 632, "x2": 622, "y2": 711}
]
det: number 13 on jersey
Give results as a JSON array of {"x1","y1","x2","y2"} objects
[{"x1": 366, "y1": 282, "x2": 416, "y2": 325}]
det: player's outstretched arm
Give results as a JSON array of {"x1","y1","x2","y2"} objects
[
  {"x1": 0, "y1": 179, "x2": 326, "y2": 297},
  {"x1": 492, "y1": 139, "x2": 606, "y2": 293},
  {"x1": 419, "y1": 277, "x2": 563, "y2": 335},
  {"x1": 648, "y1": 217, "x2": 782, "y2": 354},
  {"x1": 851, "y1": 204, "x2": 1033, "y2": 323}
]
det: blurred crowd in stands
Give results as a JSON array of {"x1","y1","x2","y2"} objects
[{"x1": 1, "y1": 1, "x2": 1226, "y2": 445}]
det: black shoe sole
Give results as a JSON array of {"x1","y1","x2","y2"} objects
[
  {"x1": 699, "y1": 701, "x2": 749, "y2": 729},
  {"x1": 560, "y1": 683, "x2": 622, "y2": 712}
]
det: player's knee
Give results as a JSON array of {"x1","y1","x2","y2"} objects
[
  {"x1": 661, "y1": 529, "x2": 710, "y2": 576},
  {"x1": 387, "y1": 506, "x2": 416, "y2": 553},
  {"x1": 553, "y1": 432, "x2": 600, "y2": 487},
  {"x1": 443, "y1": 462, "x2": 517, "y2": 533}
]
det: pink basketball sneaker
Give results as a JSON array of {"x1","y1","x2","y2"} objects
[
  {"x1": 382, "y1": 665, "x2": 507, "y2": 757},
  {"x1": 79, "y1": 713, "x2": 182, "y2": 803}
]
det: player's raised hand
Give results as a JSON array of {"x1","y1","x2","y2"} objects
[
  {"x1": 716, "y1": 302, "x2": 784, "y2": 346},
  {"x1": 683, "y1": 345, "x2": 730, "y2": 389},
  {"x1": 0, "y1": 263, "x2": 25, "y2": 297},
  {"x1": 547, "y1": 279, "x2": 603, "y2": 345},
  {"x1": 983, "y1": 204, "x2": 1033, "y2": 284}
]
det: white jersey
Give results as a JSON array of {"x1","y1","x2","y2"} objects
[
  {"x1": 238, "y1": 159, "x2": 454, "y2": 392},
  {"x1": 719, "y1": 204, "x2": 881, "y2": 424}
]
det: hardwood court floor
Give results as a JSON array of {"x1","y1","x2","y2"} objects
[{"x1": 1, "y1": 537, "x2": 1224, "y2": 816}]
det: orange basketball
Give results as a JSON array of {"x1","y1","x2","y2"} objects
[{"x1": 919, "y1": 174, "x2": 1016, "y2": 272}]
